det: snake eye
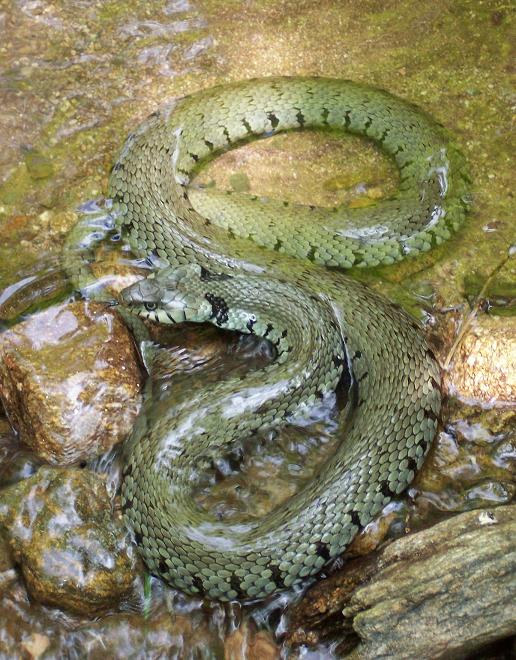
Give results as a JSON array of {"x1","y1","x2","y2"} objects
[{"x1": 144, "y1": 302, "x2": 157, "y2": 311}]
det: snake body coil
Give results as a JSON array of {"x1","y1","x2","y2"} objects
[{"x1": 93, "y1": 78, "x2": 468, "y2": 600}]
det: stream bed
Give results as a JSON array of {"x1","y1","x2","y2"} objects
[{"x1": 0, "y1": 1, "x2": 514, "y2": 658}]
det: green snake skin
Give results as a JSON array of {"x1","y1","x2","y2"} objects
[{"x1": 80, "y1": 78, "x2": 469, "y2": 601}]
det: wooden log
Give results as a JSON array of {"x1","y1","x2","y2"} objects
[{"x1": 287, "y1": 505, "x2": 516, "y2": 658}]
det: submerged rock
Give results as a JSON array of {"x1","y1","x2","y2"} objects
[
  {"x1": 286, "y1": 505, "x2": 516, "y2": 658},
  {"x1": 446, "y1": 315, "x2": 516, "y2": 406},
  {"x1": 0, "y1": 582, "x2": 54, "y2": 660},
  {"x1": 225, "y1": 623, "x2": 280, "y2": 660},
  {"x1": 23, "y1": 147, "x2": 54, "y2": 181},
  {"x1": 0, "y1": 301, "x2": 142, "y2": 465},
  {"x1": 42, "y1": 610, "x2": 225, "y2": 659},
  {"x1": 0, "y1": 467, "x2": 139, "y2": 616},
  {"x1": 412, "y1": 404, "x2": 516, "y2": 515}
]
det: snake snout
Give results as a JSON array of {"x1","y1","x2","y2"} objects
[
  {"x1": 119, "y1": 284, "x2": 140, "y2": 306},
  {"x1": 120, "y1": 279, "x2": 158, "y2": 307}
]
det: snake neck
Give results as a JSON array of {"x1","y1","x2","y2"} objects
[{"x1": 122, "y1": 266, "x2": 348, "y2": 477}]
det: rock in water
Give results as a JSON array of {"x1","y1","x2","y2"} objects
[
  {"x1": 0, "y1": 301, "x2": 142, "y2": 465},
  {"x1": 448, "y1": 315, "x2": 516, "y2": 406},
  {"x1": 0, "y1": 467, "x2": 139, "y2": 615}
]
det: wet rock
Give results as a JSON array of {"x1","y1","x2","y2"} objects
[
  {"x1": 0, "y1": 421, "x2": 43, "y2": 487},
  {"x1": 0, "y1": 533, "x2": 14, "y2": 572},
  {"x1": 0, "y1": 447, "x2": 42, "y2": 488},
  {"x1": 0, "y1": 301, "x2": 142, "y2": 465},
  {"x1": 0, "y1": 531, "x2": 17, "y2": 592},
  {"x1": 445, "y1": 315, "x2": 516, "y2": 405},
  {"x1": 42, "y1": 610, "x2": 225, "y2": 659},
  {"x1": 0, "y1": 467, "x2": 139, "y2": 616},
  {"x1": 287, "y1": 506, "x2": 516, "y2": 657},
  {"x1": 21, "y1": 632, "x2": 51, "y2": 659}
]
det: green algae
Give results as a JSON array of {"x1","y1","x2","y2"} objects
[
  {"x1": 1, "y1": 1, "x2": 512, "y2": 306},
  {"x1": 229, "y1": 172, "x2": 251, "y2": 192},
  {"x1": 22, "y1": 148, "x2": 54, "y2": 181}
]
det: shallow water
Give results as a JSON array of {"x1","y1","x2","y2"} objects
[{"x1": 0, "y1": 1, "x2": 514, "y2": 658}]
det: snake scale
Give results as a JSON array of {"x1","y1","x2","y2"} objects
[{"x1": 68, "y1": 78, "x2": 469, "y2": 601}]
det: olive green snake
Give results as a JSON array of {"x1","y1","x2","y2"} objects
[{"x1": 64, "y1": 78, "x2": 469, "y2": 601}]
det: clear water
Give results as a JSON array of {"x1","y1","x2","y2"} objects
[{"x1": 0, "y1": 1, "x2": 514, "y2": 657}]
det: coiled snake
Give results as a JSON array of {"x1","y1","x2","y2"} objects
[{"x1": 66, "y1": 78, "x2": 469, "y2": 601}]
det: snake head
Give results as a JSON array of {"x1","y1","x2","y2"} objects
[
  {"x1": 120, "y1": 276, "x2": 161, "y2": 308},
  {"x1": 120, "y1": 265, "x2": 212, "y2": 324}
]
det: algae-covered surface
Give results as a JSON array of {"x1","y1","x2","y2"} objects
[{"x1": 0, "y1": 0, "x2": 514, "y2": 657}]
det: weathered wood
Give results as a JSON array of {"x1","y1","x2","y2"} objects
[{"x1": 287, "y1": 505, "x2": 516, "y2": 658}]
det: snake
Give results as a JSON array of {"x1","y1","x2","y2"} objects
[{"x1": 65, "y1": 77, "x2": 469, "y2": 601}]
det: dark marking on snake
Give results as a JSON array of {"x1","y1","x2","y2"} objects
[
  {"x1": 266, "y1": 111, "x2": 280, "y2": 129},
  {"x1": 270, "y1": 564, "x2": 284, "y2": 588},
  {"x1": 230, "y1": 574, "x2": 246, "y2": 597},
  {"x1": 380, "y1": 480, "x2": 395, "y2": 497},
  {"x1": 205, "y1": 293, "x2": 229, "y2": 325},
  {"x1": 315, "y1": 542, "x2": 331, "y2": 560},
  {"x1": 407, "y1": 457, "x2": 418, "y2": 472},
  {"x1": 192, "y1": 576, "x2": 205, "y2": 595},
  {"x1": 242, "y1": 118, "x2": 253, "y2": 134}
]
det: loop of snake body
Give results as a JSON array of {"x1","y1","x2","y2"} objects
[{"x1": 70, "y1": 78, "x2": 469, "y2": 601}]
